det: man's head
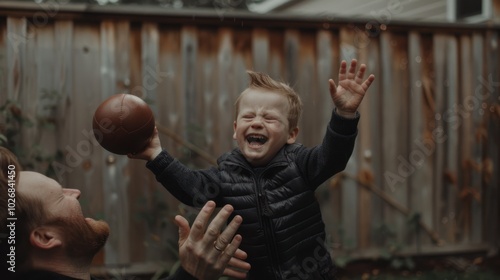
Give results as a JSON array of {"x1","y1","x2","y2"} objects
[
  {"x1": 15, "y1": 171, "x2": 110, "y2": 268},
  {"x1": 233, "y1": 71, "x2": 303, "y2": 167},
  {"x1": 0, "y1": 148, "x2": 110, "y2": 273}
]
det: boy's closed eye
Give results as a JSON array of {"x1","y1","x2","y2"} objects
[{"x1": 242, "y1": 114, "x2": 255, "y2": 120}]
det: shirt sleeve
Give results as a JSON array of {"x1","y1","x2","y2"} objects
[
  {"x1": 146, "y1": 150, "x2": 221, "y2": 207},
  {"x1": 295, "y1": 109, "x2": 359, "y2": 188}
]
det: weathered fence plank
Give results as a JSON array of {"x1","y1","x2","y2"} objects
[
  {"x1": 470, "y1": 33, "x2": 484, "y2": 244},
  {"x1": 339, "y1": 27, "x2": 359, "y2": 249},
  {"x1": 408, "y1": 31, "x2": 434, "y2": 248}
]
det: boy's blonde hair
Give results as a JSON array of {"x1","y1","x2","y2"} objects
[{"x1": 234, "y1": 71, "x2": 303, "y2": 130}]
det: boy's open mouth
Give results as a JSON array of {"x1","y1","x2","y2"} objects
[{"x1": 246, "y1": 134, "x2": 268, "y2": 146}]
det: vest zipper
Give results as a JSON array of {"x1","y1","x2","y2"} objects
[
  {"x1": 255, "y1": 167, "x2": 284, "y2": 279},
  {"x1": 227, "y1": 160, "x2": 287, "y2": 279}
]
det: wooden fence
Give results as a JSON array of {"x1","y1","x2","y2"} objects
[{"x1": 0, "y1": 3, "x2": 499, "y2": 273}]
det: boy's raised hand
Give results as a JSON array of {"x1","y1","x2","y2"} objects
[
  {"x1": 329, "y1": 59, "x2": 375, "y2": 118},
  {"x1": 127, "y1": 126, "x2": 163, "y2": 161}
]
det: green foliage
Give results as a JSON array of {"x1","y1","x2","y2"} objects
[{"x1": 0, "y1": 93, "x2": 63, "y2": 178}]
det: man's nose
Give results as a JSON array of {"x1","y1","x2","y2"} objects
[{"x1": 65, "y1": 188, "x2": 81, "y2": 199}]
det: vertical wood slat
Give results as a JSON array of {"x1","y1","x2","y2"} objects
[
  {"x1": 420, "y1": 34, "x2": 438, "y2": 244},
  {"x1": 284, "y1": 29, "x2": 300, "y2": 91},
  {"x1": 365, "y1": 36, "x2": 383, "y2": 247},
  {"x1": 432, "y1": 34, "x2": 447, "y2": 242},
  {"x1": 484, "y1": 30, "x2": 499, "y2": 250},
  {"x1": 408, "y1": 31, "x2": 433, "y2": 247},
  {"x1": 157, "y1": 27, "x2": 182, "y2": 160},
  {"x1": 297, "y1": 30, "x2": 318, "y2": 147},
  {"x1": 127, "y1": 23, "x2": 148, "y2": 262},
  {"x1": 458, "y1": 34, "x2": 473, "y2": 243},
  {"x1": 151, "y1": 23, "x2": 183, "y2": 262},
  {"x1": 470, "y1": 33, "x2": 484, "y2": 243},
  {"x1": 54, "y1": 21, "x2": 73, "y2": 131},
  {"x1": 70, "y1": 23, "x2": 103, "y2": 254},
  {"x1": 316, "y1": 30, "x2": 336, "y2": 241},
  {"x1": 232, "y1": 29, "x2": 253, "y2": 109},
  {"x1": 20, "y1": 18, "x2": 36, "y2": 154},
  {"x1": 339, "y1": 27, "x2": 358, "y2": 249},
  {"x1": 52, "y1": 21, "x2": 74, "y2": 188},
  {"x1": 181, "y1": 26, "x2": 198, "y2": 154},
  {"x1": 380, "y1": 32, "x2": 407, "y2": 244},
  {"x1": 444, "y1": 35, "x2": 459, "y2": 244},
  {"x1": 328, "y1": 30, "x2": 343, "y2": 242},
  {"x1": 252, "y1": 28, "x2": 269, "y2": 73},
  {"x1": 141, "y1": 23, "x2": 160, "y2": 113},
  {"x1": 141, "y1": 22, "x2": 172, "y2": 261},
  {"x1": 36, "y1": 25, "x2": 58, "y2": 172},
  {"x1": 268, "y1": 29, "x2": 284, "y2": 80},
  {"x1": 195, "y1": 28, "x2": 215, "y2": 160},
  {"x1": 394, "y1": 33, "x2": 411, "y2": 243},
  {"x1": 100, "y1": 20, "x2": 130, "y2": 265},
  {"x1": 357, "y1": 29, "x2": 373, "y2": 249},
  {"x1": 215, "y1": 28, "x2": 233, "y2": 155},
  {"x1": 6, "y1": 17, "x2": 26, "y2": 101}
]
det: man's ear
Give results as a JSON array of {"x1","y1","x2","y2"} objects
[
  {"x1": 287, "y1": 127, "x2": 299, "y2": 144},
  {"x1": 30, "y1": 227, "x2": 63, "y2": 249}
]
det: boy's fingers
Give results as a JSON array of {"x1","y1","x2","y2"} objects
[
  {"x1": 329, "y1": 79, "x2": 338, "y2": 100},
  {"x1": 347, "y1": 59, "x2": 357, "y2": 79},
  {"x1": 355, "y1": 64, "x2": 367, "y2": 84},
  {"x1": 338, "y1": 60, "x2": 347, "y2": 81},
  {"x1": 362, "y1": 74, "x2": 376, "y2": 91}
]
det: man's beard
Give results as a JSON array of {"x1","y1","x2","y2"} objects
[{"x1": 48, "y1": 215, "x2": 110, "y2": 261}]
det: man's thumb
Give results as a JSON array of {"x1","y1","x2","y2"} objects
[{"x1": 174, "y1": 215, "x2": 190, "y2": 245}]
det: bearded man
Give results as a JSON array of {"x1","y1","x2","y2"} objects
[{"x1": 0, "y1": 147, "x2": 250, "y2": 280}]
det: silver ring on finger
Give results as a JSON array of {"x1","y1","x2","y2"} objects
[{"x1": 213, "y1": 240, "x2": 225, "y2": 252}]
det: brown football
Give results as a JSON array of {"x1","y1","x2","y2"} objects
[{"x1": 92, "y1": 93, "x2": 155, "y2": 155}]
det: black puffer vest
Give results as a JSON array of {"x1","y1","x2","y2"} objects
[{"x1": 215, "y1": 144, "x2": 337, "y2": 280}]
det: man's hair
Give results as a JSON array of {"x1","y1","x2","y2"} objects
[
  {"x1": 234, "y1": 71, "x2": 303, "y2": 130},
  {"x1": 0, "y1": 147, "x2": 47, "y2": 269}
]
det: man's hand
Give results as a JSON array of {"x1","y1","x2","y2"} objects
[
  {"x1": 174, "y1": 201, "x2": 251, "y2": 280},
  {"x1": 329, "y1": 59, "x2": 375, "y2": 117}
]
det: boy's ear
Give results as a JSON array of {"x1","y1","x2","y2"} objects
[
  {"x1": 30, "y1": 227, "x2": 63, "y2": 249},
  {"x1": 287, "y1": 127, "x2": 299, "y2": 144},
  {"x1": 233, "y1": 121, "x2": 237, "y2": 140}
]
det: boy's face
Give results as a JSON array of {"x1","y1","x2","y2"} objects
[{"x1": 233, "y1": 89, "x2": 299, "y2": 167}]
